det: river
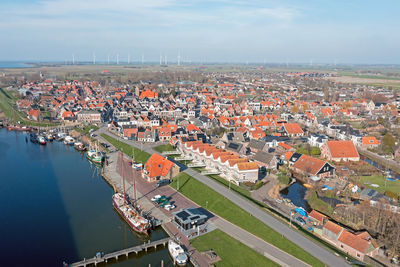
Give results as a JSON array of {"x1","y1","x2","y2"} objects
[{"x1": 0, "y1": 128, "x2": 174, "y2": 267}]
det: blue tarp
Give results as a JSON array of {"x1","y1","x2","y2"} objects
[
  {"x1": 295, "y1": 207, "x2": 307, "y2": 217},
  {"x1": 322, "y1": 185, "x2": 333, "y2": 190}
]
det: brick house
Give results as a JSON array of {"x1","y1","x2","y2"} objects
[
  {"x1": 321, "y1": 140, "x2": 360, "y2": 162},
  {"x1": 361, "y1": 136, "x2": 380, "y2": 149},
  {"x1": 142, "y1": 153, "x2": 180, "y2": 182},
  {"x1": 27, "y1": 109, "x2": 43, "y2": 121}
]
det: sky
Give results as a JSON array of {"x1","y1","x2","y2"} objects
[{"x1": 0, "y1": 0, "x2": 399, "y2": 64}]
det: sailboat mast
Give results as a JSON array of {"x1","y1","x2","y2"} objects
[
  {"x1": 132, "y1": 158, "x2": 137, "y2": 210},
  {"x1": 122, "y1": 153, "x2": 126, "y2": 202}
]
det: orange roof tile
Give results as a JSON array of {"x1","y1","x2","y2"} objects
[
  {"x1": 144, "y1": 153, "x2": 175, "y2": 178},
  {"x1": 323, "y1": 221, "x2": 343, "y2": 235},
  {"x1": 326, "y1": 140, "x2": 359, "y2": 158}
]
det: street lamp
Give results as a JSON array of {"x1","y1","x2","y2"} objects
[{"x1": 206, "y1": 201, "x2": 208, "y2": 209}]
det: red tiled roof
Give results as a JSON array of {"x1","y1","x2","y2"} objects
[
  {"x1": 338, "y1": 230, "x2": 371, "y2": 253},
  {"x1": 323, "y1": 221, "x2": 343, "y2": 235},
  {"x1": 283, "y1": 123, "x2": 303, "y2": 135},
  {"x1": 144, "y1": 153, "x2": 175, "y2": 178},
  {"x1": 326, "y1": 140, "x2": 359, "y2": 158},
  {"x1": 362, "y1": 137, "x2": 379, "y2": 145},
  {"x1": 292, "y1": 154, "x2": 327, "y2": 176}
]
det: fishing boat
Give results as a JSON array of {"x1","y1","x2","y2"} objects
[
  {"x1": 168, "y1": 240, "x2": 188, "y2": 266},
  {"x1": 7, "y1": 125, "x2": 33, "y2": 131},
  {"x1": 38, "y1": 135, "x2": 47, "y2": 145},
  {"x1": 74, "y1": 142, "x2": 87, "y2": 151},
  {"x1": 86, "y1": 149, "x2": 103, "y2": 164},
  {"x1": 112, "y1": 193, "x2": 151, "y2": 235},
  {"x1": 63, "y1": 136, "x2": 75, "y2": 145}
]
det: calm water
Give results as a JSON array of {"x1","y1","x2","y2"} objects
[
  {"x1": 0, "y1": 129, "x2": 173, "y2": 267},
  {"x1": 280, "y1": 182, "x2": 311, "y2": 211},
  {"x1": 0, "y1": 61, "x2": 34, "y2": 68}
]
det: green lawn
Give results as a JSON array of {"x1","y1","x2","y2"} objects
[
  {"x1": 307, "y1": 191, "x2": 334, "y2": 216},
  {"x1": 76, "y1": 125, "x2": 99, "y2": 135},
  {"x1": 100, "y1": 133, "x2": 151, "y2": 163},
  {"x1": 170, "y1": 173, "x2": 324, "y2": 267},
  {"x1": 153, "y1": 144, "x2": 175, "y2": 153},
  {"x1": 191, "y1": 229, "x2": 279, "y2": 267},
  {"x1": 206, "y1": 174, "x2": 251, "y2": 198},
  {"x1": 360, "y1": 175, "x2": 400, "y2": 194}
]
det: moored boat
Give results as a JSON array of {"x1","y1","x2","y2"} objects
[
  {"x1": 46, "y1": 133, "x2": 54, "y2": 141},
  {"x1": 86, "y1": 149, "x2": 103, "y2": 164},
  {"x1": 63, "y1": 136, "x2": 75, "y2": 145},
  {"x1": 74, "y1": 142, "x2": 87, "y2": 151},
  {"x1": 38, "y1": 135, "x2": 47, "y2": 145},
  {"x1": 112, "y1": 193, "x2": 151, "y2": 235},
  {"x1": 7, "y1": 125, "x2": 33, "y2": 132},
  {"x1": 168, "y1": 240, "x2": 188, "y2": 266}
]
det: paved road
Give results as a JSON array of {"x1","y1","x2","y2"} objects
[
  {"x1": 98, "y1": 128, "x2": 350, "y2": 267},
  {"x1": 213, "y1": 217, "x2": 310, "y2": 267}
]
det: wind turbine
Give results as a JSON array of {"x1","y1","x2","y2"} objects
[
  {"x1": 128, "y1": 53, "x2": 130, "y2": 64},
  {"x1": 107, "y1": 54, "x2": 110, "y2": 65},
  {"x1": 72, "y1": 54, "x2": 75, "y2": 65},
  {"x1": 93, "y1": 51, "x2": 96, "y2": 65},
  {"x1": 141, "y1": 54, "x2": 144, "y2": 64},
  {"x1": 178, "y1": 51, "x2": 181, "y2": 66},
  {"x1": 117, "y1": 53, "x2": 119, "y2": 65}
]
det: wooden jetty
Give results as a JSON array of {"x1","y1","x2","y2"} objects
[{"x1": 66, "y1": 237, "x2": 170, "y2": 267}]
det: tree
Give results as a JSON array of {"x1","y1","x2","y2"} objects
[
  {"x1": 291, "y1": 105, "x2": 299, "y2": 114},
  {"x1": 382, "y1": 133, "x2": 395, "y2": 154}
]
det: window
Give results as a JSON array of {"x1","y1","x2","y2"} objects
[
  {"x1": 340, "y1": 245, "x2": 343, "y2": 248},
  {"x1": 357, "y1": 253, "x2": 360, "y2": 258}
]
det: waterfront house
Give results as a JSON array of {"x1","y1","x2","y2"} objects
[
  {"x1": 27, "y1": 109, "x2": 42, "y2": 121},
  {"x1": 142, "y1": 153, "x2": 180, "y2": 182},
  {"x1": 291, "y1": 154, "x2": 334, "y2": 181},
  {"x1": 361, "y1": 136, "x2": 380, "y2": 149},
  {"x1": 321, "y1": 140, "x2": 360, "y2": 162},
  {"x1": 77, "y1": 110, "x2": 102, "y2": 124}
]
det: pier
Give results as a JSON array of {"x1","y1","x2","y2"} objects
[{"x1": 66, "y1": 237, "x2": 170, "y2": 267}]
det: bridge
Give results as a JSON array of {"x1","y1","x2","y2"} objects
[{"x1": 66, "y1": 237, "x2": 170, "y2": 267}]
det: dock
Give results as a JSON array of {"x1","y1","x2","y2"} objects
[{"x1": 66, "y1": 237, "x2": 170, "y2": 267}]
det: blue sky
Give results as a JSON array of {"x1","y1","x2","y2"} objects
[{"x1": 0, "y1": 0, "x2": 399, "y2": 64}]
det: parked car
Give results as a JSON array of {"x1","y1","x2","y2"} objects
[
  {"x1": 155, "y1": 196, "x2": 168, "y2": 204},
  {"x1": 295, "y1": 217, "x2": 306, "y2": 226},
  {"x1": 151, "y1": 195, "x2": 162, "y2": 202},
  {"x1": 157, "y1": 179, "x2": 170, "y2": 187},
  {"x1": 164, "y1": 204, "x2": 176, "y2": 211},
  {"x1": 160, "y1": 201, "x2": 170, "y2": 208}
]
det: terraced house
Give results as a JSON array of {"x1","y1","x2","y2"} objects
[{"x1": 179, "y1": 140, "x2": 259, "y2": 184}]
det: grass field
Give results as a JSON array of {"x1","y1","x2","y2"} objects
[
  {"x1": 153, "y1": 144, "x2": 175, "y2": 153},
  {"x1": 191, "y1": 229, "x2": 279, "y2": 267},
  {"x1": 360, "y1": 175, "x2": 400, "y2": 194},
  {"x1": 76, "y1": 125, "x2": 99, "y2": 135},
  {"x1": 170, "y1": 173, "x2": 324, "y2": 267},
  {"x1": 100, "y1": 133, "x2": 151, "y2": 163}
]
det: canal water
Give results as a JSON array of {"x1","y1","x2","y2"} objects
[
  {"x1": 0, "y1": 129, "x2": 174, "y2": 267},
  {"x1": 280, "y1": 182, "x2": 311, "y2": 211}
]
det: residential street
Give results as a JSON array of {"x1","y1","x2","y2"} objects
[{"x1": 97, "y1": 127, "x2": 350, "y2": 267}]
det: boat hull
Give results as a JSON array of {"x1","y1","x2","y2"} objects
[
  {"x1": 112, "y1": 198, "x2": 149, "y2": 235},
  {"x1": 86, "y1": 153, "x2": 103, "y2": 164}
]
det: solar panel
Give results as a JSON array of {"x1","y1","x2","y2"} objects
[
  {"x1": 228, "y1": 143, "x2": 239, "y2": 150},
  {"x1": 176, "y1": 211, "x2": 190, "y2": 221}
]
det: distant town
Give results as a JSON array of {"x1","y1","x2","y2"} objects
[{"x1": 1, "y1": 64, "x2": 400, "y2": 266}]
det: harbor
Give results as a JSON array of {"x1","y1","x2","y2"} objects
[{"x1": 0, "y1": 128, "x2": 174, "y2": 266}]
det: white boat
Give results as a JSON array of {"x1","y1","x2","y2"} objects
[
  {"x1": 168, "y1": 240, "x2": 188, "y2": 266},
  {"x1": 38, "y1": 135, "x2": 47, "y2": 145},
  {"x1": 63, "y1": 136, "x2": 75, "y2": 145}
]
